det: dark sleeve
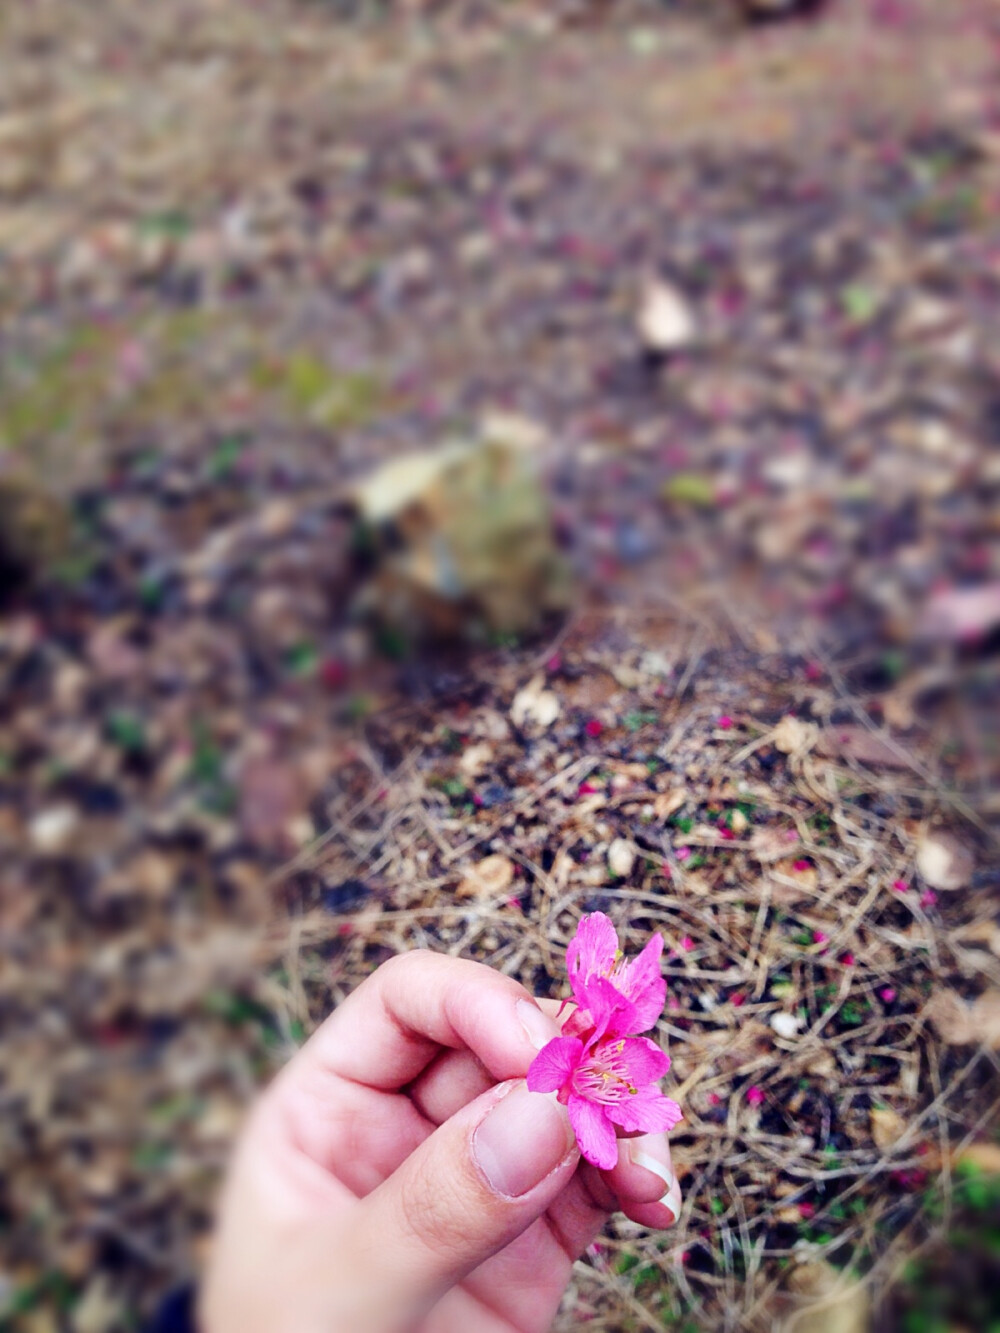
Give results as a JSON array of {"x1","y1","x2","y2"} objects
[{"x1": 146, "y1": 1285, "x2": 198, "y2": 1333}]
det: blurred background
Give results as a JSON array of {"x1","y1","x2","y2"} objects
[{"x1": 2, "y1": 0, "x2": 999, "y2": 1328}]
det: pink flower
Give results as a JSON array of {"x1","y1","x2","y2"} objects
[
  {"x1": 321, "y1": 657, "x2": 348, "y2": 690},
  {"x1": 679, "y1": 935, "x2": 695, "y2": 953},
  {"x1": 891, "y1": 1168, "x2": 928, "y2": 1191},
  {"x1": 892, "y1": 879, "x2": 909, "y2": 894},
  {"x1": 731, "y1": 992, "x2": 746, "y2": 1008},
  {"x1": 793, "y1": 859, "x2": 812, "y2": 873},
  {"x1": 578, "y1": 781, "x2": 599, "y2": 797},
  {"x1": 840, "y1": 952, "x2": 856, "y2": 967},
  {"x1": 880, "y1": 987, "x2": 897, "y2": 1003},
  {"x1": 564, "y1": 912, "x2": 666, "y2": 1039},
  {"x1": 527, "y1": 1033, "x2": 683, "y2": 1169},
  {"x1": 920, "y1": 889, "x2": 938, "y2": 909},
  {"x1": 797, "y1": 1202, "x2": 816, "y2": 1221},
  {"x1": 718, "y1": 714, "x2": 734, "y2": 730},
  {"x1": 528, "y1": 914, "x2": 681, "y2": 1167},
  {"x1": 812, "y1": 930, "x2": 828, "y2": 946},
  {"x1": 746, "y1": 1085, "x2": 764, "y2": 1107},
  {"x1": 585, "y1": 718, "x2": 603, "y2": 738},
  {"x1": 675, "y1": 846, "x2": 691, "y2": 862}
]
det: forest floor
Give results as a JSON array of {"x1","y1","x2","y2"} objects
[{"x1": 2, "y1": 0, "x2": 1000, "y2": 1328}]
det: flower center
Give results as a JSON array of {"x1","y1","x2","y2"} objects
[{"x1": 572, "y1": 1040, "x2": 639, "y2": 1104}]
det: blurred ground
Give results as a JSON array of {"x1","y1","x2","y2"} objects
[{"x1": 2, "y1": 0, "x2": 1000, "y2": 1329}]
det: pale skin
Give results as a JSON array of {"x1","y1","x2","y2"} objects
[{"x1": 200, "y1": 952, "x2": 682, "y2": 1333}]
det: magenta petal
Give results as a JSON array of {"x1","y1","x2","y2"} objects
[
  {"x1": 617, "y1": 1035, "x2": 670, "y2": 1084},
  {"x1": 568, "y1": 1094, "x2": 618, "y2": 1169},
  {"x1": 562, "y1": 1006, "x2": 596, "y2": 1041},
  {"x1": 578, "y1": 975, "x2": 639, "y2": 1041},
  {"x1": 526, "y1": 1036, "x2": 584, "y2": 1094},
  {"x1": 566, "y1": 912, "x2": 618, "y2": 993},
  {"x1": 608, "y1": 1086, "x2": 684, "y2": 1134},
  {"x1": 619, "y1": 934, "x2": 666, "y2": 1032}
]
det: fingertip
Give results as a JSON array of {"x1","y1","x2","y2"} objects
[
  {"x1": 602, "y1": 1133, "x2": 675, "y2": 1205},
  {"x1": 622, "y1": 1194, "x2": 680, "y2": 1229}
]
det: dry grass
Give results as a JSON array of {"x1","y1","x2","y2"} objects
[{"x1": 257, "y1": 608, "x2": 1000, "y2": 1330}]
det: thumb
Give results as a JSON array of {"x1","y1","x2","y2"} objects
[{"x1": 337, "y1": 1079, "x2": 579, "y2": 1330}]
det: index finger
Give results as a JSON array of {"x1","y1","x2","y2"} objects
[{"x1": 290, "y1": 951, "x2": 561, "y2": 1094}]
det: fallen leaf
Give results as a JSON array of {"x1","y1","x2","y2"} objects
[
  {"x1": 510, "y1": 674, "x2": 561, "y2": 730},
  {"x1": 72, "y1": 1274, "x2": 123, "y2": 1333},
  {"x1": 926, "y1": 989, "x2": 1000, "y2": 1048},
  {"x1": 954, "y1": 920, "x2": 1000, "y2": 959},
  {"x1": 870, "y1": 1105, "x2": 907, "y2": 1151},
  {"x1": 882, "y1": 690, "x2": 915, "y2": 731},
  {"x1": 239, "y1": 756, "x2": 305, "y2": 854},
  {"x1": 916, "y1": 828, "x2": 975, "y2": 891},
  {"x1": 953, "y1": 1142, "x2": 1000, "y2": 1175},
  {"x1": 773, "y1": 714, "x2": 819, "y2": 756},
  {"x1": 785, "y1": 1261, "x2": 870, "y2": 1333},
  {"x1": 654, "y1": 788, "x2": 687, "y2": 821},
  {"x1": 750, "y1": 826, "x2": 799, "y2": 863},
  {"x1": 457, "y1": 853, "x2": 515, "y2": 900},
  {"x1": 772, "y1": 857, "x2": 819, "y2": 896},
  {"x1": 816, "y1": 724, "x2": 913, "y2": 770},
  {"x1": 918, "y1": 582, "x2": 1000, "y2": 644},
  {"x1": 459, "y1": 741, "x2": 494, "y2": 777}
]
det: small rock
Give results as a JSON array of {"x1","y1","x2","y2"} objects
[
  {"x1": 770, "y1": 1011, "x2": 802, "y2": 1040},
  {"x1": 29, "y1": 804, "x2": 79, "y2": 854},
  {"x1": 916, "y1": 828, "x2": 975, "y2": 891},
  {"x1": 637, "y1": 278, "x2": 696, "y2": 356},
  {"x1": 351, "y1": 437, "x2": 570, "y2": 638},
  {"x1": 608, "y1": 838, "x2": 637, "y2": 879},
  {"x1": 511, "y1": 675, "x2": 561, "y2": 731}
]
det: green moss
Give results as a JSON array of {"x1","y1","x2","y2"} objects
[{"x1": 662, "y1": 472, "x2": 715, "y2": 508}]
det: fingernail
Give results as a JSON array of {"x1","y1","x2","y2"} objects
[
  {"x1": 473, "y1": 1082, "x2": 575, "y2": 1198},
  {"x1": 628, "y1": 1145, "x2": 673, "y2": 1195},
  {"x1": 628, "y1": 1144, "x2": 680, "y2": 1225},
  {"x1": 516, "y1": 999, "x2": 560, "y2": 1051}
]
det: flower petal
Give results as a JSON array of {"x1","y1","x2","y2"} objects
[
  {"x1": 608, "y1": 1086, "x2": 684, "y2": 1134},
  {"x1": 566, "y1": 912, "x2": 618, "y2": 998},
  {"x1": 617, "y1": 934, "x2": 666, "y2": 1033},
  {"x1": 577, "y1": 975, "x2": 640, "y2": 1042},
  {"x1": 616, "y1": 1035, "x2": 670, "y2": 1085},
  {"x1": 526, "y1": 1036, "x2": 584, "y2": 1094},
  {"x1": 568, "y1": 1093, "x2": 619, "y2": 1170},
  {"x1": 562, "y1": 1006, "x2": 596, "y2": 1041}
]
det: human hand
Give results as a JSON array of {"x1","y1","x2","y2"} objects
[{"x1": 199, "y1": 952, "x2": 682, "y2": 1333}]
